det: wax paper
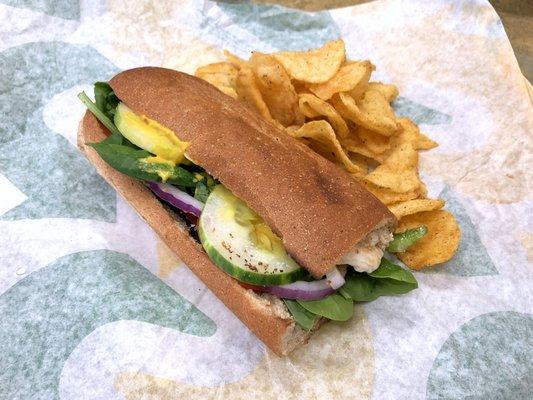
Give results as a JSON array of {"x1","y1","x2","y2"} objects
[{"x1": 0, "y1": 1, "x2": 532, "y2": 399}]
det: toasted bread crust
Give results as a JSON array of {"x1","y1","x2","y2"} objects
[
  {"x1": 109, "y1": 67, "x2": 395, "y2": 278},
  {"x1": 78, "y1": 111, "x2": 313, "y2": 356}
]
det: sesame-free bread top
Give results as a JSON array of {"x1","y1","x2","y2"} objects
[{"x1": 110, "y1": 67, "x2": 395, "y2": 278}]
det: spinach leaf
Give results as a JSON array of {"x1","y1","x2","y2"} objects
[
  {"x1": 340, "y1": 258, "x2": 418, "y2": 302},
  {"x1": 94, "y1": 82, "x2": 120, "y2": 121},
  {"x1": 369, "y1": 258, "x2": 418, "y2": 284},
  {"x1": 339, "y1": 273, "x2": 376, "y2": 301},
  {"x1": 387, "y1": 225, "x2": 428, "y2": 253},
  {"x1": 193, "y1": 173, "x2": 218, "y2": 202},
  {"x1": 139, "y1": 160, "x2": 197, "y2": 187},
  {"x1": 297, "y1": 293, "x2": 353, "y2": 321},
  {"x1": 78, "y1": 91, "x2": 123, "y2": 145},
  {"x1": 94, "y1": 82, "x2": 111, "y2": 114},
  {"x1": 105, "y1": 91, "x2": 119, "y2": 119},
  {"x1": 194, "y1": 181, "x2": 210, "y2": 203},
  {"x1": 283, "y1": 299, "x2": 317, "y2": 331},
  {"x1": 89, "y1": 142, "x2": 196, "y2": 187}
]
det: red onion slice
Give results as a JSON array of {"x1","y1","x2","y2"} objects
[
  {"x1": 267, "y1": 280, "x2": 334, "y2": 301},
  {"x1": 326, "y1": 266, "x2": 346, "y2": 290},
  {"x1": 266, "y1": 267, "x2": 346, "y2": 301},
  {"x1": 148, "y1": 182, "x2": 203, "y2": 217}
]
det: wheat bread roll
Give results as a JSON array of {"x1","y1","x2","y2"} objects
[
  {"x1": 109, "y1": 67, "x2": 395, "y2": 278},
  {"x1": 78, "y1": 111, "x2": 320, "y2": 356}
]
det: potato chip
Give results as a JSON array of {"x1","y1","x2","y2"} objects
[
  {"x1": 396, "y1": 210, "x2": 461, "y2": 269},
  {"x1": 273, "y1": 39, "x2": 346, "y2": 83},
  {"x1": 416, "y1": 132, "x2": 438, "y2": 150},
  {"x1": 308, "y1": 61, "x2": 374, "y2": 100},
  {"x1": 195, "y1": 62, "x2": 239, "y2": 99},
  {"x1": 396, "y1": 118, "x2": 438, "y2": 150},
  {"x1": 416, "y1": 182, "x2": 428, "y2": 198},
  {"x1": 285, "y1": 125, "x2": 300, "y2": 135},
  {"x1": 289, "y1": 120, "x2": 364, "y2": 174},
  {"x1": 396, "y1": 118, "x2": 417, "y2": 140},
  {"x1": 357, "y1": 127, "x2": 391, "y2": 154},
  {"x1": 364, "y1": 136, "x2": 421, "y2": 193},
  {"x1": 361, "y1": 181, "x2": 420, "y2": 205},
  {"x1": 342, "y1": 134, "x2": 386, "y2": 163},
  {"x1": 292, "y1": 80, "x2": 310, "y2": 94},
  {"x1": 347, "y1": 83, "x2": 369, "y2": 101},
  {"x1": 195, "y1": 62, "x2": 237, "y2": 76},
  {"x1": 250, "y1": 52, "x2": 302, "y2": 126},
  {"x1": 235, "y1": 67, "x2": 273, "y2": 121},
  {"x1": 223, "y1": 49, "x2": 247, "y2": 69},
  {"x1": 331, "y1": 91, "x2": 398, "y2": 136},
  {"x1": 365, "y1": 168, "x2": 420, "y2": 193},
  {"x1": 348, "y1": 153, "x2": 369, "y2": 178},
  {"x1": 299, "y1": 93, "x2": 349, "y2": 138},
  {"x1": 367, "y1": 82, "x2": 399, "y2": 102},
  {"x1": 362, "y1": 117, "x2": 429, "y2": 193},
  {"x1": 388, "y1": 199, "x2": 445, "y2": 219},
  {"x1": 308, "y1": 141, "x2": 345, "y2": 168}
]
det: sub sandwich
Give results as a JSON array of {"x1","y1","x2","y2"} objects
[{"x1": 77, "y1": 67, "x2": 425, "y2": 355}]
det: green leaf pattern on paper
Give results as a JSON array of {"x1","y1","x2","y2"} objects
[
  {"x1": 0, "y1": 250, "x2": 216, "y2": 400},
  {"x1": 0, "y1": 42, "x2": 118, "y2": 221},
  {"x1": 427, "y1": 312, "x2": 533, "y2": 399},
  {"x1": 392, "y1": 96, "x2": 452, "y2": 125},
  {"x1": 203, "y1": 2, "x2": 340, "y2": 51},
  {"x1": 422, "y1": 185, "x2": 498, "y2": 276},
  {"x1": 0, "y1": 0, "x2": 80, "y2": 20}
]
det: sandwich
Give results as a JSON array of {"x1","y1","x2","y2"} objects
[{"x1": 77, "y1": 67, "x2": 424, "y2": 355}]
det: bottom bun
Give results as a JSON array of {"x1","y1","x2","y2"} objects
[{"x1": 78, "y1": 110, "x2": 319, "y2": 356}]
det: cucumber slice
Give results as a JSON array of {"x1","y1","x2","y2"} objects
[{"x1": 198, "y1": 185, "x2": 306, "y2": 285}]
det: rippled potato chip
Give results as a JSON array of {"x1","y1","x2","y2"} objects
[
  {"x1": 308, "y1": 61, "x2": 374, "y2": 100},
  {"x1": 363, "y1": 117, "x2": 430, "y2": 193},
  {"x1": 273, "y1": 40, "x2": 346, "y2": 83},
  {"x1": 416, "y1": 182, "x2": 428, "y2": 198},
  {"x1": 224, "y1": 49, "x2": 247, "y2": 69},
  {"x1": 289, "y1": 120, "x2": 364, "y2": 174},
  {"x1": 195, "y1": 62, "x2": 239, "y2": 99},
  {"x1": 389, "y1": 199, "x2": 445, "y2": 219},
  {"x1": 357, "y1": 127, "x2": 391, "y2": 154},
  {"x1": 348, "y1": 153, "x2": 369, "y2": 179},
  {"x1": 365, "y1": 130, "x2": 421, "y2": 193},
  {"x1": 342, "y1": 134, "x2": 386, "y2": 163},
  {"x1": 250, "y1": 52, "x2": 302, "y2": 126},
  {"x1": 397, "y1": 118, "x2": 438, "y2": 150},
  {"x1": 397, "y1": 118, "x2": 418, "y2": 141},
  {"x1": 366, "y1": 168, "x2": 420, "y2": 193},
  {"x1": 235, "y1": 67, "x2": 273, "y2": 121},
  {"x1": 416, "y1": 132, "x2": 438, "y2": 150},
  {"x1": 299, "y1": 93, "x2": 349, "y2": 138},
  {"x1": 396, "y1": 210, "x2": 461, "y2": 269},
  {"x1": 331, "y1": 91, "x2": 398, "y2": 136},
  {"x1": 361, "y1": 181, "x2": 420, "y2": 205},
  {"x1": 367, "y1": 82, "x2": 399, "y2": 102}
]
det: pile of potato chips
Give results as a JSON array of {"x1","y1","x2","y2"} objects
[{"x1": 195, "y1": 39, "x2": 460, "y2": 269}]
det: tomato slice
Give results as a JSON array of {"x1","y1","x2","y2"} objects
[
  {"x1": 238, "y1": 282, "x2": 267, "y2": 292},
  {"x1": 185, "y1": 213, "x2": 198, "y2": 225}
]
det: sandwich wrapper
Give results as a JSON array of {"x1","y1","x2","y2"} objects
[{"x1": 0, "y1": 0, "x2": 531, "y2": 399}]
